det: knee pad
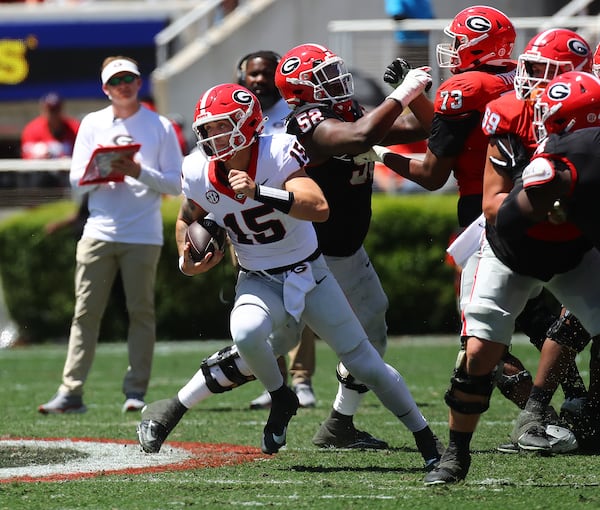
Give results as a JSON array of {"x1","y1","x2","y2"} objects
[
  {"x1": 444, "y1": 349, "x2": 495, "y2": 414},
  {"x1": 200, "y1": 345, "x2": 256, "y2": 394},
  {"x1": 495, "y1": 368, "x2": 532, "y2": 401},
  {"x1": 546, "y1": 310, "x2": 591, "y2": 353},
  {"x1": 336, "y1": 362, "x2": 369, "y2": 394}
]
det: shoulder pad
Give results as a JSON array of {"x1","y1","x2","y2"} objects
[
  {"x1": 287, "y1": 103, "x2": 341, "y2": 138},
  {"x1": 482, "y1": 92, "x2": 525, "y2": 136},
  {"x1": 435, "y1": 71, "x2": 514, "y2": 115}
]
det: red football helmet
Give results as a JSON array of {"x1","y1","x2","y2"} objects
[
  {"x1": 275, "y1": 43, "x2": 354, "y2": 110},
  {"x1": 515, "y1": 29, "x2": 592, "y2": 100},
  {"x1": 436, "y1": 5, "x2": 515, "y2": 73},
  {"x1": 593, "y1": 42, "x2": 600, "y2": 78},
  {"x1": 533, "y1": 71, "x2": 600, "y2": 142},
  {"x1": 192, "y1": 83, "x2": 265, "y2": 161}
]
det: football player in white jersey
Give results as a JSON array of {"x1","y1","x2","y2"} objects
[
  {"x1": 236, "y1": 50, "x2": 318, "y2": 410},
  {"x1": 137, "y1": 83, "x2": 443, "y2": 466}
]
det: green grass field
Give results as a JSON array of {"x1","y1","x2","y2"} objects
[{"x1": 1, "y1": 336, "x2": 599, "y2": 510}]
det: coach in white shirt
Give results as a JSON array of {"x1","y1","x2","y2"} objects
[{"x1": 38, "y1": 55, "x2": 182, "y2": 415}]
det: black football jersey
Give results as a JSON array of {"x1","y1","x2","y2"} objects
[
  {"x1": 537, "y1": 128, "x2": 600, "y2": 250},
  {"x1": 286, "y1": 101, "x2": 373, "y2": 257},
  {"x1": 487, "y1": 174, "x2": 591, "y2": 281}
]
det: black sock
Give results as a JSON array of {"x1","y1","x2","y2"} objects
[
  {"x1": 269, "y1": 384, "x2": 289, "y2": 401},
  {"x1": 448, "y1": 429, "x2": 472, "y2": 456},
  {"x1": 414, "y1": 426, "x2": 439, "y2": 460},
  {"x1": 526, "y1": 385, "x2": 554, "y2": 411}
]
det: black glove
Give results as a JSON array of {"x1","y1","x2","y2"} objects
[
  {"x1": 383, "y1": 58, "x2": 412, "y2": 88},
  {"x1": 383, "y1": 58, "x2": 432, "y2": 93},
  {"x1": 490, "y1": 133, "x2": 530, "y2": 182}
]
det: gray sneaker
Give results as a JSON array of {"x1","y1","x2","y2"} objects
[
  {"x1": 312, "y1": 416, "x2": 389, "y2": 450},
  {"x1": 38, "y1": 393, "x2": 87, "y2": 414},
  {"x1": 249, "y1": 390, "x2": 272, "y2": 410},
  {"x1": 123, "y1": 397, "x2": 146, "y2": 413},
  {"x1": 423, "y1": 445, "x2": 471, "y2": 485},
  {"x1": 293, "y1": 383, "x2": 316, "y2": 408},
  {"x1": 510, "y1": 409, "x2": 551, "y2": 452},
  {"x1": 136, "y1": 397, "x2": 187, "y2": 453}
]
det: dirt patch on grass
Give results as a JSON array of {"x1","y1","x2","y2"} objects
[
  {"x1": 0, "y1": 438, "x2": 266, "y2": 483},
  {"x1": 0, "y1": 444, "x2": 88, "y2": 467}
]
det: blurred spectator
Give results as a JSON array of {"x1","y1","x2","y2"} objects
[
  {"x1": 214, "y1": 0, "x2": 239, "y2": 23},
  {"x1": 21, "y1": 92, "x2": 79, "y2": 160},
  {"x1": 141, "y1": 96, "x2": 189, "y2": 155},
  {"x1": 384, "y1": 0, "x2": 435, "y2": 67},
  {"x1": 20, "y1": 91, "x2": 80, "y2": 188}
]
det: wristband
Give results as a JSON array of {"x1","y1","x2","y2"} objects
[
  {"x1": 254, "y1": 185, "x2": 294, "y2": 214},
  {"x1": 178, "y1": 255, "x2": 193, "y2": 276}
]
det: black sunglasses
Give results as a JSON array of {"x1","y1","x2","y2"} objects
[{"x1": 107, "y1": 74, "x2": 137, "y2": 86}]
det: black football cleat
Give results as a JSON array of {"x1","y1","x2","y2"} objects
[{"x1": 261, "y1": 386, "x2": 299, "y2": 454}]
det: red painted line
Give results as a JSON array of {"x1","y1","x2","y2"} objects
[{"x1": 0, "y1": 437, "x2": 266, "y2": 483}]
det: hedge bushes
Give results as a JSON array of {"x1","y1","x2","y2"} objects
[{"x1": 0, "y1": 193, "x2": 460, "y2": 343}]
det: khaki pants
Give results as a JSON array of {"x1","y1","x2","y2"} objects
[
  {"x1": 59, "y1": 237, "x2": 161, "y2": 398},
  {"x1": 288, "y1": 326, "x2": 316, "y2": 386}
]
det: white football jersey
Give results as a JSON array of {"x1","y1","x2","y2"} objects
[{"x1": 182, "y1": 134, "x2": 317, "y2": 271}]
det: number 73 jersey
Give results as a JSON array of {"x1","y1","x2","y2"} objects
[{"x1": 431, "y1": 67, "x2": 516, "y2": 197}]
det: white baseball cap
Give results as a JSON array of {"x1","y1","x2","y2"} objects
[{"x1": 101, "y1": 59, "x2": 140, "y2": 85}]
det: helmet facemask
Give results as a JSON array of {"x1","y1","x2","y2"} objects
[
  {"x1": 436, "y1": 29, "x2": 487, "y2": 70},
  {"x1": 295, "y1": 56, "x2": 354, "y2": 105},
  {"x1": 193, "y1": 108, "x2": 264, "y2": 162},
  {"x1": 515, "y1": 55, "x2": 572, "y2": 101}
]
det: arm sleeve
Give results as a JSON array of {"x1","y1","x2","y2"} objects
[
  {"x1": 427, "y1": 112, "x2": 480, "y2": 158},
  {"x1": 495, "y1": 179, "x2": 535, "y2": 239}
]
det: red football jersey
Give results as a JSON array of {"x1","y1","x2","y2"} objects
[
  {"x1": 482, "y1": 89, "x2": 582, "y2": 242},
  {"x1": 482, "y1": 91, "x2": 537, "y2": 154},
  {"x1": 433, "y1": 67, "x2": 516, "y2": 196}
]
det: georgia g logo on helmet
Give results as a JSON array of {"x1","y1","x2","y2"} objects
[
  {"x1": 547, "y1": 82, "x2": 571, "y2": 101},
  {"x1": 568, "y1": 38, "x2": 590, "y2": 58},
  {"x1": 465, "y1": 15, "x2": 492, "y2": 33},
  {"x1": 280, "y1": 57, "x2": 301, "y2": 76},
  {"x1": 232, "y1": 89, "x2": 253, "y2": 105}
]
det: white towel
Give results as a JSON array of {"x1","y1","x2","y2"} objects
[
  {"x1": 446, "y1": 213, "x2": 485, "y2": 268},
  {"x1": 283, "y1": 263, "x2": 316, "y2": 322}
]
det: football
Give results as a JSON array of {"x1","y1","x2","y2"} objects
[{"x1": 185, "y1": 218, "x2": 226, "y2": 262}]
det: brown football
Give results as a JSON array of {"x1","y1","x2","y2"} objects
[{"x1": 185, "y1": 218, "x2": 226, "y2": 262}]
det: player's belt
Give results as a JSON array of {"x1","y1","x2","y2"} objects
[{"x1": 239, "y1": 248, "x2": 321, "y2": 275}]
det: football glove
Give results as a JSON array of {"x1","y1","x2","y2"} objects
[
  {"x1": 384, "y1": 58, "x2": 432, "y2": 93},
  {"x1": 386, "y1": 66, "x2": 432, "y2": 107},
  {"x1": 489, "y1": 133, "x2": 530, "y2": 182},
  {"x1": 383, "y1": 58, "x2": 412, "y2": 88},
  {"x1": 353, "y1": 146, "x2": 392, "y2": 164}
]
